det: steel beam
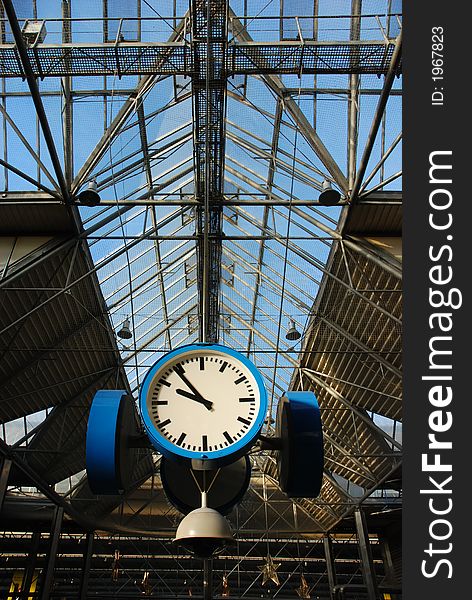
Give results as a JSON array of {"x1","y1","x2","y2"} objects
[
  {"x1": 62, "y1": 0, "x2": 73, "y2": 188},
  {"x1": 229, "y1": 11, "x2": 349, "y2": 193},
  {"x1": 226, "y1": 164, "x2": 401, "y2": 278},
  {"x1": 71, "y1": 14, "x2": 189, "y2": 194},
  {"x1": 79, "y1": 532, "x2": 94, "y2": 600},
  {"x1": 191, "y1": 0, "x2": 228, "y2": 343},
  {"x1": 0, "y1": 457, "x2": 12, "y2": 511},
  {"x1": 350, "y1": 30, "x2": 402, "y2": 202},
  {"x1": 324, "y1": 535, "x2": 338, "y2": 600},
  {"x1": 347, "y1": 0, "x2": 361, "y2": 189},
  {"x1": 2, "y1": 0, "x2": 70, "y2": 203},
  {"x1": 302, "y1": 370, "x2": 401, "y2": 451},
  {"x1": 40, "y1": 505, "x2": 64, "y2": 600},
  {"x1": 19, "y1": 531, "x2": 41, "y2": 600},
  {"x1": 203, "y1": 558, "x2": 213, "y2": 600},
  {"x1": 354, "y1": 508, "x2": 380, "y2": 600}
]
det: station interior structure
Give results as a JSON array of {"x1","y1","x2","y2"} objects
[{"x1": 0, "y1": 0, "x2": 402, "y2": 598}]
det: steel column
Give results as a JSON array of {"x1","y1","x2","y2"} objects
[
  {"x1": 203, "y1": 558, "x2": 213, "y2": 600},
  {"x1": 62, "y1": 0, "x2": 73, "y2": 188},
  {"x1": 349, "y1": 30, "x2": 402, "y2": 202},
  {"x1": 191, "y1": 0, "x2": 228, "y2": 342},
  {"x1": 40, "y1": 505, "x2": 64, "y2": 600},
  {"x1": 354, "y1": 508, "x2": 380, "y2": 600},
  {"x1": 79, "y1": 532, "x2": 94, "y2": 600},
  {"x1": 347, "y1": 0, "x2": 361, "y2": 189},
  {"x1": 323, "y1": 535, "x2": 337, "y2": 600},
  {"x1": 0, "y1": 457, "x2": 12, "y2": 511},
  {"x1": 20, "y1": 531, "x2": 41, "y2": 600}
]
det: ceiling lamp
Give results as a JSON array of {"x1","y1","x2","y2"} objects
[
  {"x1": 117, "y1": 317, "x2": 133, "y2": 340},
  {"x1": 77, "y1": 179, "x2": 101, "y2": 206},
  {"x1": 174, "y1": 492, "x2": 234, "y2": 558},
  {"x1": 285, "y1": 318, "x2": 301, "y2": 341},
  {"x1": 318, "y1": 179, "x2": 341, "y2": 205}
]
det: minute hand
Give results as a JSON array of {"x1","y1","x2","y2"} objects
[{"x1": 174, "y1": 367, "x2": 213, "y2": 410}]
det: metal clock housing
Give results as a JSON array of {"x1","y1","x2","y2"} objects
[{"x1": 139, "y1": 343, "x2": 268, "y2": 465}]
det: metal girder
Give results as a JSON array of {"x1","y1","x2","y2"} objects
[
  {"x1": 230, "y1": 202, "x2": 401, "y2": 324},
  {"x1": 246, "y1": 97, "x2": 282, "y2": 355},
  {"x1": 2, "y1": 0, "x2": 70, "y2": 203},
  {"x1": 301, "y1": 370, "x2": 401, "y2": 451},
  {"x1": 192, "y1": 0, "x2": 228, "y2": 343},
  {"x1": 40, "y1": 506, "x2": 64, "y2": 600},
  {"x1": 324, "y1": 535, "x2": 338, "y2": 600},
  {"x1": 0, "y1": 208, "x2": 187, "y2": 337},
  {"x1": 229, "y1": 11, "x2": 349, "y2": 193},
  {"x1": 348, "y1": 0, "x2": 362, "y2": 189},
  {"x1": 226, "y1": 150, "x2": 401, "y2": 279},
  {"x1": 312, "y1": 313, "x2": 401, "y2": 380},
  {"x1": 354, "y1": 508, "x2": 380, "y2": 600},
  {"x1": 0, "y1": 41, "x2": 400, "y2": 78},
  {"x1": 349, "y1": 30, "x2": 402, "y2": 203},
  {"x1": 0, "y1": 457, "x2": 11, "y2": 510},
  {"x1": 71, "y1": 14, "x2": 189, "y2": 194}
]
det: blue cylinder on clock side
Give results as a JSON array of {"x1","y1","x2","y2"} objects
[
  {"x1": 86, "y1": 389, "x2": 128, "y2": 494},
  {"x1": 276, "y1": 391, "x2": 324, "y2": 497}
]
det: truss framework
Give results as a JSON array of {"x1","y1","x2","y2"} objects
[{"x1": 0, "y1": 5, "x2": 402, "y2": 595}]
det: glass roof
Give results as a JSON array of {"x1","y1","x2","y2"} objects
[{"x1": 0, "y1": 0, "x2": 402, "y2": 511}]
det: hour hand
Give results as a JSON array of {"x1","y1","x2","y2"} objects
[
  {"x1": 175, "y1": 388, "x2": 213, "y2": 410},
  {"x1": 173, "y1": 366, "x2": 214, "y2": 408}
]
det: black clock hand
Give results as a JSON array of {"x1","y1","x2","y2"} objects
[
  {"x1": 174, "y1": 366, "x2": 206, "y2": 397},
  {"x1": 175, "y1": 388, "x2": 213, "y2": 410}
]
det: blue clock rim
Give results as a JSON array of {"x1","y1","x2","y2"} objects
[{"x1": 139, "y1": 343, "x2": 268, "y2": 461}]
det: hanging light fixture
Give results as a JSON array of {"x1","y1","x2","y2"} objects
[
  {"x1": 285, "y1": 318, "x2": 301, "y2": 341},
  {"x1": 77, "y1": 179, "x2": 101, "y2": 206},
  {"x1": 318, "y1": 179, "x2": 341, "y2": 205},
  {"x1": 117, "y1": 317, "x2": 133, "y2": 340}
]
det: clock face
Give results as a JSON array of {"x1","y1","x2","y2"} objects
[{"x1": 139, "y1": 344, "x2": 267, "y2": 463}]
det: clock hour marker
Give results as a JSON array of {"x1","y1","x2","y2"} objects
[
  {"x1": 223, "y1": 431, "x2": 233, "y2": 444},
  {"x1": 174, "y1": 364, "x2": 185, "y2": 375},
  {"x1": 177, "y1": 432, "x2": 187, "y2": 446},
  {"x1": 219, "y1": 361, "x2": 228, "y2": 372},
  {"x1": 159, "y1": 378, "x2": 171, "y2": 387},
  {"x1": 202, "y1": 435, "x2": 208, "y2": 452},
  {"x1": 151, "y1": 400, "x2": 168, "y2": 405},
  {"x1": 157, "y1": 418, "x2": 171, "y2": 428},
  {"x1": 237, "y1": 416, "x2": 251, "y2": 426},
  {"x1": 239, "y1": 397, "x2": 255, "y2": 403},
  {"x1": 234, "y1": 375, "x2": 247, "y2": 385},
  {"x1": 200, "y1": 357, "x2": 205, "y2": 370}
]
